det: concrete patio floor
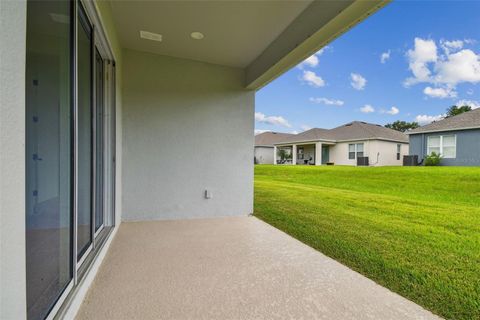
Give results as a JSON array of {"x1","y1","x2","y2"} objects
[{"x1": 76, "y1": 216, "x2": 439, "y2": 320}]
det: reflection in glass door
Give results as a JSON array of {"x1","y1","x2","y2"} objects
[
  {"x1": 25, "y1": 1, "x2": 72, "y2": 319},
  {"x1": 77, "y1": 5, "x2": 93, "y2": 261}
]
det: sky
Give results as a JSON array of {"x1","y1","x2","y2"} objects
[{"x1": 255, "y1": 0, "x2": 480, "y2": 135}]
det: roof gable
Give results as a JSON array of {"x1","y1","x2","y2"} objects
[{"x1": 255, "y1": 132, "x2": 295, "y2": 146}]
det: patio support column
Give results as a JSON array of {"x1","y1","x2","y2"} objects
[
  {"x1": 273, "y1": 145, "x2": 277, "y2": 165},
  {"x1": 292, "y1": 144, "x2": 297, "y2": 165},
  {"x1": 315, "y1": 142, "x2": 322, "y2": 165}
]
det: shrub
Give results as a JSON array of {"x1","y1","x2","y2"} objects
[{"x1": 425, "y1": 152, "x2": 442, "y2": 166}]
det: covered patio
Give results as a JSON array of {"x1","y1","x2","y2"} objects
[
  {"x1": 1, "y1": 0, "x2": 437, "y2": 319},
  {"x1": 274, "y1": 142, "x2": 335, "y2": 165},
  {"x1": 76, "y1": 217, "x2": 437, "y2": 320}
]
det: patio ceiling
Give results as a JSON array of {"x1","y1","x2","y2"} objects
[{"x1": 108, "y1": 0, "x2": 389, "y2": 89}]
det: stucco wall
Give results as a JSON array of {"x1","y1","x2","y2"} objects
[
  {"x1": 122, "y1": 49, "x2": 254, "y2": 221},
  {"x1": 409, "y1": 129, "x2": 480, "y2": 166},
  {"x1": 369, "y1": 140, "x2": 409, "y2": 166},
  {"x1": 329, "y1": 141, "x2": 370, "y2": 166},
  {"x1": 255, "y1": 146, "x2": 274, "y2": 164},
  {"x1": 329, "y1": 140, "x2": 407, "y2": 166},
  {"x1": 0, "y1": 1, "x2": 27, "y2": 318}
]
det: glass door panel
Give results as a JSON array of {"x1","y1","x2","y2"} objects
[
  {"x1": 77, "y1": 6, "x2": 93, "y2": 260},
  {"x1": 95, "y1": 49, "x2": 104, "y2": 232},
  {"x1": 25, "y1": 1, "x2": 72, "y2": 319}
]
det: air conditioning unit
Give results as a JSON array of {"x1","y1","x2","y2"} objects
[
  {"x1": 357, "y1": 156, "x2": 369, "y2": 166},
  {"x1": 403, "y1": 155, "x2": 419, "y2": 166}
]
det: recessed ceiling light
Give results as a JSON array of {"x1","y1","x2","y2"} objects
[
  {"x1": 190, "y1": 32, "x2": 204, "y2": 40},
  {"x1": 140, "y1": 30, "x2": 162, "y2": 42}
]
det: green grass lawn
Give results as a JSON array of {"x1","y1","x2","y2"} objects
[{"x1": 254, "y1": 165, "x2": 480, "y2": 320}]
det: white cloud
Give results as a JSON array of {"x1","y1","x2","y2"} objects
[
  {"x1": 434, "y1": 49, "x2": 480, "y2": 85},
  {"x1": 404, "y1": 38, "x2": 438, "y2": 86},
  {"x1": 254, "y1": 129, "x2": 271, "y2": 135},
  {"x1": 380, "y1": 50, "x2": 391, "y2": 64},
  {"x1": 302, "y1": 55, "x2": 319, "y2": 68},
  {"x1": 350, "y1": 73, "x2": 367, "y2": 90},
  {"x1": 440, "y1": 39, "x2": 464, "y2": 54},
  {"x1": 405, "y1": 38, "x2": 480, "y2": 98},
  {"x1": 298, "y1": 46, "x2": 330, "y2": 69},
  {"x1": 255, "y1": 112, "x2": 291, "y2": 128},
  {"x1": 386, "y1": 106, "x2": 400, "y2": 115},
  {"x1": 423, "y1": 86, "x2": 457, "y2": 99},
  {"x1": 290, "y1": 130, "x2": 299, "y2": 134},
  {"x1": 456, "y1": 99, "x2": 480, "y2": 109},
  {"x1": 300, "y1": 124, "x2": 312, "y2": 131},
  {"x1": 302, "y1": 70, "x2": 325, "y2": 87},
  {"x1": 415, "y1": 114, "x2": 445, "y2": 125},
  {"x1": 360, "y1": 104, "x2": 375, "y2": 113},
  {"x1": 309, "y1": 97, "x2": 344, "y2": 106}
]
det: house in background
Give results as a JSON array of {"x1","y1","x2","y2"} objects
[
  {"x1": 254, "y1": 132, "x2": 294, "y2": 164},
  {"x1": 407, "y1": 108, "x2": 480, "y2": 166},
  {"x1": 274, "y1": 121, "x2": 409, "y2": 166}
]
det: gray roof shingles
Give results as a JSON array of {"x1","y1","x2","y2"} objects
[
  {"x1": 274, "y1": 121, "x2": 408, "y2": 144},
  {"x1": 254, "y1": 132, "x2": 295, "y2": 146},
  {"x1": 408, "y1": 108, "x2": 480, "y2": 134}
]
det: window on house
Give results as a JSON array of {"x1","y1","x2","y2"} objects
[
  {"x1": 397, "y1": 144, "x2": 401, "y2": 160},
  {"x1": 356, "y1": 143, "x2": 364, "y2": 158},
  {"x1": 427, "y1": 135, "x2": 456, "y2": 158},
  {"x1": 348, "y1": 144, "x2": 356, "y2": 159},
  {"x1": 442, "y1": 135, "x2": 456, "y2": 158},
  {"x1": 427, "y1": 136, "x2": 441, "y2": 155},
  {"x1": 348, "y1": 143, "x2": 364, "y2": 159}
]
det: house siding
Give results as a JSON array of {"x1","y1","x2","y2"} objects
[
  {"x1": 409, "y1": 129, "x2": 480, "y2": 166},
  {"x1": 369, "y1": 140, "x2": 409, "y2": 166},
  {"x1": 255, "y1": 146, "x2": 274, "y2": 164}
]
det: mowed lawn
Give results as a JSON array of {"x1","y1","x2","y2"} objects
[{"x1": 254, "y1": 165, "x2": 480, "y2": 320}]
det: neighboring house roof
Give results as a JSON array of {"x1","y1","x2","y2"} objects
[
  {"x1": 275, "y1": 121, "x2": 409, "y2": 145},
  {"x1": 408, "y1": 108, "x2": 480, "y2": 134},
  {"x1": 254, "y1": 132, "x2": 295, "y2": 147}
]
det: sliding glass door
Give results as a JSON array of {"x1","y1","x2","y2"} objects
[
  {"x1": 26, "y1": 1, "x2": 116, "y2": 319},
  {"x1": 25, "y1": 1, "x2": 73, "y2": 319},
  {"x1": 76, "y1": 4, "x2": 93, "y2": 262}
]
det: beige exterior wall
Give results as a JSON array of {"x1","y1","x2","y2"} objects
[
  {"x1": 329, "y1": 141, "x2": 369, "y2": 166},
  {"x1": 368, "y1": 140, "x2": 409, "y2": 166},
  {"x1": 122, "y1": 49, "x2": 255, "y2": 221},
  {"x1": 329, "y1": 140, "x2": 408, "y2": 166},
  {"x1": 255, "y1": 146, "x2": 274, "y2": 164}
]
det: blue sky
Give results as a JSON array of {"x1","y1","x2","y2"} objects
[{"x1": 255, "y1": 0, "x2": 480, "y2": 134}]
